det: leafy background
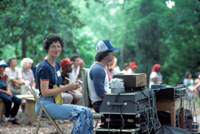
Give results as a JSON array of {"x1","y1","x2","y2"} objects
[{"x1": 0, "y1": 0, "x2": 200, "y2": 85}]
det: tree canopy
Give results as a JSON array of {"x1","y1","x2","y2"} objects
[{"x1": 1, "y1": 0, "x2": 200, "y2": 85}]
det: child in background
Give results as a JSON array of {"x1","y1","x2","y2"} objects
[{"x1": 0, "y1": 60, "x2": 21, "y2": 126}]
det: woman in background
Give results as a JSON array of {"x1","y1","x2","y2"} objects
[
  {"x1": 183, "y1": 72, "x2": 194, "y2": 87},
  {"x1": 20, "y1": 58, "x2": 36, "y2": 95},
  {"x1": 149, "y1": 64, "x2": 162, "y2": 88}
]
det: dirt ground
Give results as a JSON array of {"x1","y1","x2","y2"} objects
[
  {"x1": 0, "y1": 110, "x2": 101, "y2": 134},
  {"x1": 0, "y1": 118, "x2": 73, "y2": 134}
]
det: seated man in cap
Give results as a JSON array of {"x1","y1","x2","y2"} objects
[
  {"x1": 127, "y1": 62, "x2": 138, "y2": 74},
  {"x1": 88, "y1": 40, "x2": 119, "y2": 112},
  {"x1": 60, "y1": 58, "x2": 82, "y2": 105},
  {"x1": 0, "y1": 60, "x2": 21, "y2": 126}
]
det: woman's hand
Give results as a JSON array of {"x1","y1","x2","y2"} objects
[{"x1": 65, "y1": 82, "x2": 80, "y2": 91}]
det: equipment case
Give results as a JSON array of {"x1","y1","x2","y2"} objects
[
  {"x1": 100, "y1": 89, "x2": 150, "y2": 114},
  {"x1": 100, "y1": 113, "x2": 147, "y2": 129},
  {"x1": 94, "y1": 128, "x2": 140, "y2": 134}
]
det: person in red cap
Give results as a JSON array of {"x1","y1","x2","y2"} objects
[
  {"x1": 60, "y1": 58, "x2": 82, "y2": 105},
  {"x1": 127, "y1": 62, "x2": 138, "y2": 74},
  {"x1": 149, "y1": 64, "x2": 162, "y2": 88},
  {"x1": 60, "y1": 58, "x2": 73, "y2": 85}
]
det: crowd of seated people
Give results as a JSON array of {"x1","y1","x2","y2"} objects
[{"x1": 1, "y1": 34, "x2": 200, "y2": 133}]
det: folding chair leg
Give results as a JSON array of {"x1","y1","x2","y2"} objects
[
  {"x1": 36, "y1": 109, "x2": 63, "y2": 134},
  {"x1": 45, "y1": 112, "x2": 63, "y2": 134},
  {"x1": 27, "y1": 86, "x2": 63, "y2": 134},
  {"x1": 95, "y1": 120, "x2": 99, "y2": 128},
  {"x1": 36, "y1": 109, "x2": 43, "y2": 134}
]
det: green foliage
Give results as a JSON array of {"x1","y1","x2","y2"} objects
[
  {"x1": 161, "y1": 0, "x2": 200, "y2": 84},
  {"x1": 1, "y1": 45, "x2": 16, "y2": 60},
  {"x1": 0, "y1": 0, "x2": 83, "y2": 65},
  {"x1": 0, "y1": 0, "x2": 200, "y2": 85}
]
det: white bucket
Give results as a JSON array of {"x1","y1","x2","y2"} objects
[{"x1": 110, "y1": 78, "x2": 125, "y2": 93}]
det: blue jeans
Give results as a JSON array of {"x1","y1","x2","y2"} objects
[
  {"x1": 35, "y1": 96, "x2": 93, "y2": 134},
  {"x1": 93, "y1": 101, "x2": 102, "y2": 113},
  {"x1": 0, "y1": 92, "x2": 21, "y2": 118}
]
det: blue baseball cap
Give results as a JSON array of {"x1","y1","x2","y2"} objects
[
  {"x1": 96, "y1": 40, "x2": 119, "y2": 53},
  {"x1": 0, "y1": 60, "x2": 8, "y2": 67}
]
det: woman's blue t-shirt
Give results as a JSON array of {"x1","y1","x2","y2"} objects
[{"x1": 36, "y1": 59, "x2": 62, "y2": 96}]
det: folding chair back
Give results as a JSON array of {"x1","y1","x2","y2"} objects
[
  {"x1": 81, "y1": 68, "x2": 101, "y2": 127},
  {"x1": 27, "y1": 86, "x2": 63, "y2": 134},
  {"x1": 81, "y1": 68, "x2": 92, "y2": 107}
]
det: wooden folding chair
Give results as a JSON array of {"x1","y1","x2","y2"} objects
[
  {"x1": 27, "y1": 86, "x2": 63, "y2": 134},
  {"x1": 81, "y1": 68, "x2": 101, "y2": 128}
]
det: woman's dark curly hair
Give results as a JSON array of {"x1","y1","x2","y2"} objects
[{"x1": 43, "y1": 33, "x2": 64, "y2": 53}]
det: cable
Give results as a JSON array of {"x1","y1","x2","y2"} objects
[
  {"x1": 107, "y1": 114, "x2": 111, "y2": 134},
  {"x1": 141, "y1": 82, "x2": 161, "y2": 132},
  {"x1": 141, "y1": 122, "x2": 150, "y2": 134},
  {"x1": 107, "y1": 92, "x2": 125, "y2": 134},
  {"x1": 144, "y1": 109, "x2": 150, "y2": 134},
  {"x1": 119, "y1": 107, "x2": 125, "y2": 134},
  {"x1": 149, "y1": 89, "x2": 157, "y2": 132},
  {"x1": 149, "y1": 88, "x2": 161, "y2": 132},
  {"x1": 104, "y1": 86, "x2": 162, "y2": 134}
]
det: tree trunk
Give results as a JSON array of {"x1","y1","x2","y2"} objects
[
  {"x1": 21, "y1": 0, "x2": 27, "y2": 59},
  {"x1": 22, "y1": 36, "x2": 26, "y2": 58}
]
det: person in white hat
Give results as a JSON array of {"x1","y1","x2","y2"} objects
[
  {"x1": 0, "y1": 60, "x2": 21, "y2": 126},
  {"x1": 88, "y1": 40, "x2": 119, "y2": 112},
  {"x1": 19, "y1": 58, "x2": 36, "y2": 95}
]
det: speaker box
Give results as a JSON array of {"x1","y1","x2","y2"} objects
[{"x1": 113, "y1": 73, "x2": 147, "y2": 90}]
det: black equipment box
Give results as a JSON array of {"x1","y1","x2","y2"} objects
[
  {"x1": 154, "y1": 87, "x2": 175, "y2": 100},
  {"x1": 100, "y1": 89, "x2": 150, "y2": 114},
  {"x1": 94, "y1": 128, "x2": 140, "y2": 134},
  {"x1": 154, "y1": 85, "x2": 186, "y2": 100},
  {"x1": 100, "y1": 113, "x2": 148, "y2": 129},
  {"x1": 113, "y1": 73, "x2": 147, "y2": 90}
]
